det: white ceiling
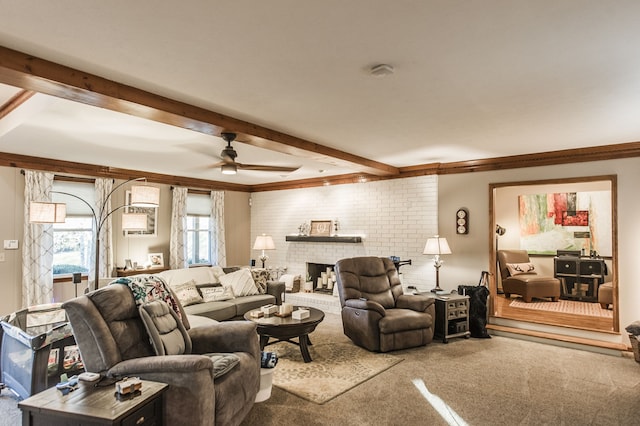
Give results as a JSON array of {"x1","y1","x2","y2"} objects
[{"x1": 1, "y1": 1, "x2": 640, "y2": 185}]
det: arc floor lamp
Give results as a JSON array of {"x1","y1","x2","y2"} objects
[{"x1": 29, "y1": 178, "x2": 160, "y2": 292}]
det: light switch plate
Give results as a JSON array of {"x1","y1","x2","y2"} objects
[{"x1": 3, "y1": 240, "x2": 19, "y2": 250}]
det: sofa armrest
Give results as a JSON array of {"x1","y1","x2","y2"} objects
[
  {"x1": 396, "y1": 294, "x2": 435, "y2": 312},
  {"x1": 344, "y1": 298, "x2": 386, "y2": 316},
  {"x1": 189, "y1": 320, "x2": 260, "y2": 357},
  {"x1": 108, "y1": 354, "x2": 213, "y2": 378},
  {"x1": 266, "y1": 280, "x2": 285, "y2": 305}
]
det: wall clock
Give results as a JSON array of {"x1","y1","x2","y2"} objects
[{"x1": 456, "y1": 208, "x2": 469, "y2": 234}]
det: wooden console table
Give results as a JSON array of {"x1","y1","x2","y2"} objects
[
  {"x1": 554, "y1": 256, "x2": 606, "y2": 302},
  {"x1": 116, "y1": 266, "x2": 169, "y2": 277},
  {"x1": 19, "y1": 379, "x2": 167, "y2": 425}
]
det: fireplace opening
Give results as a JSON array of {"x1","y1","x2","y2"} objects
[{"x1": 306, "y1": 262, "x2": 336, "y2": 294}]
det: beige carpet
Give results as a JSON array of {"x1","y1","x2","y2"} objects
[
  {"x1": 509, "y1": 298, "x2": 613, "y2": 318},
  {"x1": 269, "y1": 340, "x2": 403, "y2": 404}
]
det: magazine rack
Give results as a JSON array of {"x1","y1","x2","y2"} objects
[{"x1": 0, "y1": 304, "x2": 83, "y2": 400}]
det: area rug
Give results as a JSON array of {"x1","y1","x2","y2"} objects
[
  {"x1": 269, "y1": 341, "x2": 403, "y2": 404},
  {"x1": 509, "y1": 298, "x2": 613, "y2": 318}
]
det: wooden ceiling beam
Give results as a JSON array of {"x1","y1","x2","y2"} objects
[
  {"x1": 0, "y1": 89, "x2": 35, "y2": 120},
  {"x1": 0, "y1": 46, "x2": 398, "y2": 177}
]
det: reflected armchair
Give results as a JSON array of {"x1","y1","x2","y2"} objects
[
  {"x1": 335, "y1": 256, "x2": 436, "y2": 352},
  {"x1": 497, "y1": 249, "x2": 561, "y2": 303}
]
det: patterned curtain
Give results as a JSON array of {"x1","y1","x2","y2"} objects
[
  {"x1": 170, "y1": 186, "x2": 188, "y2": 269},
  {"x1": 95, "y1": 178, "x2": 113, "y2": 287},
  {"x1": 211, "y1": 190, "x2": 226, "y2": 267},
  {"x1": 22, "y1": 170, "x2": 55, "y2": 306}
]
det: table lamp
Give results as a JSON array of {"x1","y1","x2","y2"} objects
[
  {"x1": 423, "y1": 235, "x2": 452, "y2": 293},
  {"x1": 253, "y1": 234, "x2": 275, "y2": 268}
]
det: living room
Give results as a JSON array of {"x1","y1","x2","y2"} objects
[{"x1": 1, "y1": 2, "x2": 640, "y2": 424}]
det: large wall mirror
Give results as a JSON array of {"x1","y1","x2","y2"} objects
[{"x1": 489, "y1": 175, "x2": 618, "y2": 333}]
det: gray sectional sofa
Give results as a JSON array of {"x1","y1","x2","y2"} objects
[{"x1": 152, "y1": 266, "x2": 284, "y2": 322}]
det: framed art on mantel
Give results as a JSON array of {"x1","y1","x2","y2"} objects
[
  {"x1": 309, "y1": 220, "x2": 332, "y2": 236},
  {"x1": 124, "y1": 190, "x2": 157, "y2": 237}
]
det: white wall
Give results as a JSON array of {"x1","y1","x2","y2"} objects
[{"x1": 250, "y1": 176, "x2": 439, "y2": 291}]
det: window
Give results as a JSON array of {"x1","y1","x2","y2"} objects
[
  {"x1": 52, "y1": 181, "x2": 95, "y2": 276},
  {"x1": 186, "y1": 193, "x2": 212, "y2": 265},
  {"x1": 186, "y1": 215, "x2": 211, "y2": 265}
]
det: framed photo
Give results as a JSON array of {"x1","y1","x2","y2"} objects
[
  {"x1": 124, "y1": 259, "x2": 134, "y2": 270},
  {"x1": 310, "y1": 220, "x2": 332, "y2": 236},
  {"x1": 124, "y1": 190, "x2": 157, "y2": 237},
  {"x1": 148, "y1": 253, "x2": 164, "y2": 268}
]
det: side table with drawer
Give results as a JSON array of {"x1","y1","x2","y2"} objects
[
  {"x1": 19, "y1": 379, "x2": 168, "y2": 426},
  {"x1": 433, "y1": 294, "x2": 471, "y2": 343}
]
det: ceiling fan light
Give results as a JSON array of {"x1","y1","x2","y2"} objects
[{"x1": 221, "y1": 163, "x2": 237, "y2": 175}]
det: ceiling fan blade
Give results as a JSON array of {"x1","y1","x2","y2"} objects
[{"x1": 236, "y1": 163, "x2": 300, "y2": 173}]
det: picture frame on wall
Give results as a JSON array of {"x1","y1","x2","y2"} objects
[
  {"x1": 309, "y1": 220, "x2": 332, "y2": 236},
  {"x1": 124, "y1": 190, "x2": 157, "y2": 237},
  {"x1": 147, "y1": 253, "x2": 164, "y2": 268}
]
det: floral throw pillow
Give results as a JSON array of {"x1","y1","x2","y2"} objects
[
  {"x1": 112, "y1": 275, "x2": 183, "y2": 321},
  {"x1": 250, "y1": 268, "x2": 269, "y2": 294}
]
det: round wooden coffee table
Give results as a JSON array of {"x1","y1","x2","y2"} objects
[{"x1": 244, "y1": 306, "x2": 325, "y2": 363}]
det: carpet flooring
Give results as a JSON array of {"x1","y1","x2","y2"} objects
[
  {"x1": 269, "y1": 340, "x2": 403, "y2": 404},
  {"x1": 509, "y1": 298, "x2": 613, "y2": 318}
]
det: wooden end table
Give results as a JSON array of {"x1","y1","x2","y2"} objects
[
  {"x1": 244, "y1": 306, "x2": 325, "y2": 363},
  {"x1": 19, "y1": 379, "x2": 168, "y2": 426}
]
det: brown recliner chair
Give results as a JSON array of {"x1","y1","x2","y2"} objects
[
  {"x1": 497, "y1": 250, "x2": 561, "y2": 302},
  {"x1": 335, "y1": 256, "x2": 436, "y2": 352},
  {"x1": 62, "y1": 283, "x2": 260, "y2": 426}
]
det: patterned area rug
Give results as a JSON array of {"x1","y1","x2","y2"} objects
[
  {"x1": 269, "y1": 341, "x2": 403, "y2": 404},
  {"x1": 509, "y1": 298, "x2": 613, "y2": 318}
]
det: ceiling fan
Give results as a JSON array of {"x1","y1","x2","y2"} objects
[{"x1": 213, "y1": 132, "x2": 300, "y2": 175}]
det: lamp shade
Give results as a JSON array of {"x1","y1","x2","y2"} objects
[
  {"x1": 130, "y1": 185, "x2": 160, "y2": 207},
  {"x1": 29, "y1": 202, "x2": 66, "y2": 223},
  {"x1": 253, "y1": 234, "x2": 275, "y2": 250},
  {"x1": 423, "y1": 236, "x2": 452, "y2": 255},
  {"x1": 122, "y1": 213, "x2": 148, "y2": 230}
]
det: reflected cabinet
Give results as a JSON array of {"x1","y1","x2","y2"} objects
[{"x1": 553, "y1": 256, "x2": 606, "y2": 302}]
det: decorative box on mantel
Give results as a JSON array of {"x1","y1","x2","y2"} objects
[{"x1": 285, "y1": 235, "x2": 362, "y2": 243}]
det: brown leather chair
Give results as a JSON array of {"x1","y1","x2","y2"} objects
[
  {"x1": 63, "y1": 283, "x2": 260, "y2": 426},
  {"x1": 335, "y1": 256, "x2": 436, "y2": 352},
  {"x1": 497, "y1": 250, "x2": 561, "y2": 302}
]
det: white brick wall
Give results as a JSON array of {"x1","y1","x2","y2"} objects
[{"x1": 250, "y1": 175, "x2": 439, "y2": 292}]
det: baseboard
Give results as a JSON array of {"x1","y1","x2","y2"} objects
[{"x1": 487, "y1": 324, "x2": 630, "y2": 355}]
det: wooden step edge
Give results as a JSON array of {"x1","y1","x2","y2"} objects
[{"x1": 487, "y1": 324, "x2": 630, "y2": 352}]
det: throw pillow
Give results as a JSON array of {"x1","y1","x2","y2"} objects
[
  {"x1": 210, "y1": 266, "x2": 225, "y2": 284},
  {"x1": 172, "y1": 279, "x2": 204, "y2": 306},
  {"x1": 250, "y1": 268, "x2": 269, "y2": 294},
  {"x1": 208, "y1": 353, "x2": 240, "y2": 379},
  {"x1": 506, "y1": 262, "x2": 536, "y2": 276},
  {"x1": 200, "y1": 286, "x2": 235, "y2": 302},
  {"x1": 112, "y1": 276, "x2": 183, "y2": 323},
  {"x1": 219, "y1": 269, "x2": 259, "y2": 297}
]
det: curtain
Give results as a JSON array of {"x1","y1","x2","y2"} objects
[
  {"x1": 95, "y1": 178, "x2": 113, "y2": 288},
  {"x1": 22, "y1": 170, "x2": 55, "y2": 306},
  {"x1": 170, "y1": 186, "x2": 188, "y2": 269},
  {"x1": 211, "y1": 190, "x2": 226, "y2": 267}
]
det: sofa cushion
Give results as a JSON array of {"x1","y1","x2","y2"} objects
[
  {"x1": 220, "y1": 269, "x2": 259, "y2": 297},
  {"x1": 172, "y1": 280, "x2": 204, "y2": 306},
  {"x1": 139, "y1": 300, "x2": 192, "y2": 356},
  {"x1": 157, "y1": 266, "x2": 224, "y2": 286},
  {"x1": 201, "y1": 286, "x2": 235, "y2": 302},
  {"x1": 184, "y1": 301, "x2": 238, "y2": 321}
]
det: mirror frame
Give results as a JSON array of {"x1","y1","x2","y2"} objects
[{"x1": 489, "y1": 175, "x2": 618, "y2": 332}]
